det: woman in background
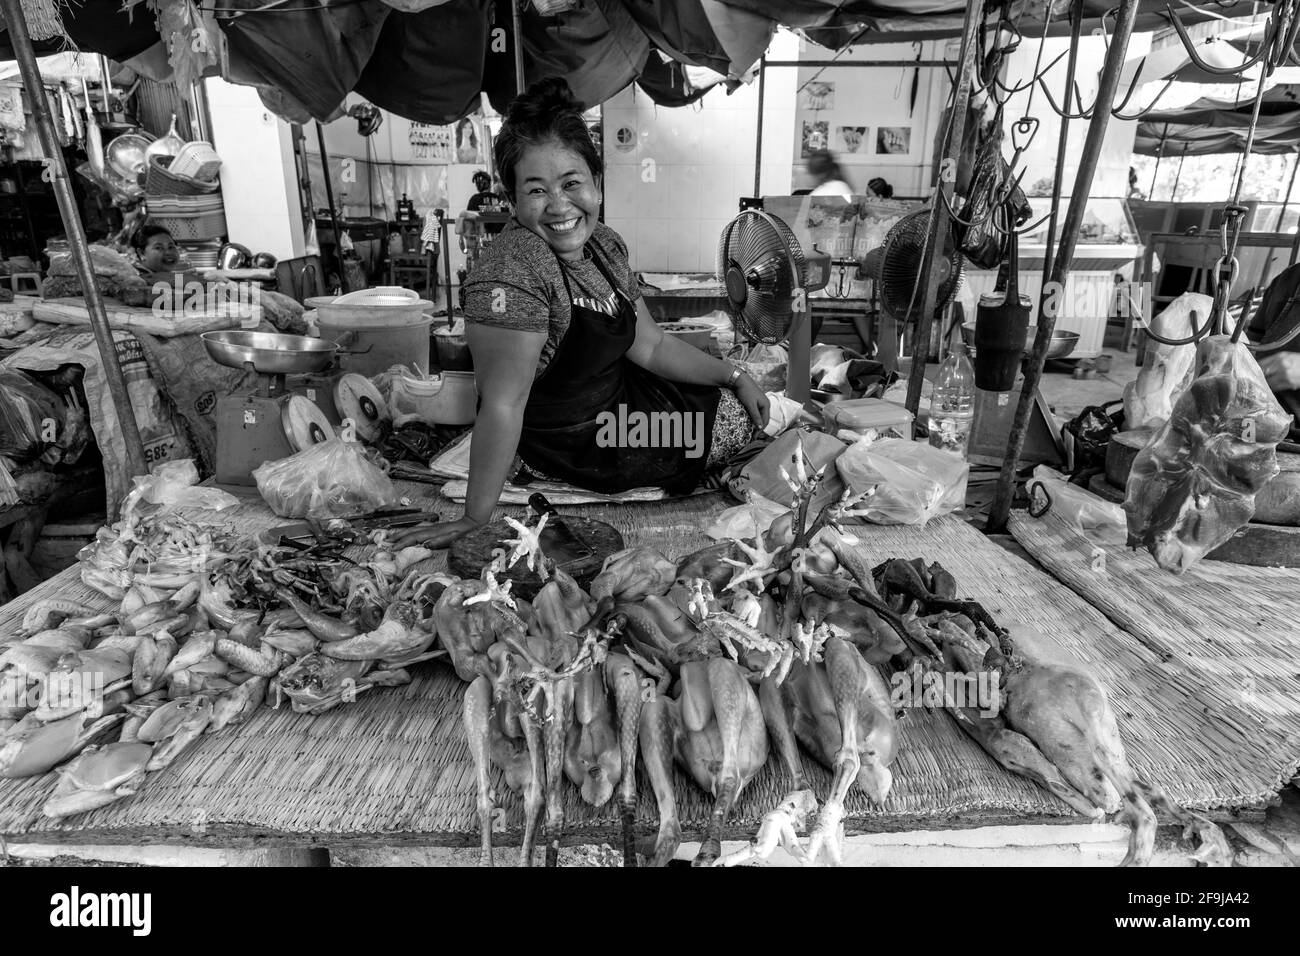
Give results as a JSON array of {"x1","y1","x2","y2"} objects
[
  {"x1": 807, "y1": 148, "x2": 853, "y2": 198},
  {"x1": 130, "y1": 223, "x2": 193, "y2": 279}
]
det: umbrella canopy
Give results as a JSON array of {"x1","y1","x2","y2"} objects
[{"x1": 0, "y1": 0, "x2": 1280, "y2": 123}]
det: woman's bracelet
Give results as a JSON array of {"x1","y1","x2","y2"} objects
[{"x1": 723, "y1": 364, "x2": 743, "y2": 390}]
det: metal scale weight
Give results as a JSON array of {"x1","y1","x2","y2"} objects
[{"x1": 201, "y1": 331, "x2": 391, "y2": 486}]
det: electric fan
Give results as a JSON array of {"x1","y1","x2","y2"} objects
[
  {"x1": 717, "y1": 209, "x2": 830, "y2": 401},
  {"x1": 876, "y1": 210, "x2": 964, "y2": 345}
]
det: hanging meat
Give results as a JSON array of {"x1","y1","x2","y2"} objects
[{"x1": 1124, "y1": 335, "x2": 1291, "y2": 572}]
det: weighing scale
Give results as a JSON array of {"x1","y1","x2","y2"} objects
[{"x1": 201, "y1": 331, "x2": 341, "y2": 486}]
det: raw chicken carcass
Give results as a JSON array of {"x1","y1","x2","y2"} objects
[
  {"x1": 638, "y1": 657, "x2": 770, "y2": 866},
  {"x1": 589, "y1": 547, "x2": 677, "y2": 603},
  {"x1": 1122, "y1": 292, "x2": 1210, "y2": 430},
  {"x1": 1124, "y1": 335, "x2": 1291, "y2": 572}
]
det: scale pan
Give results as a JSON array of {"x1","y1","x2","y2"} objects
[{"x1": 201, "y1": 330, "x2": 338, "y2": 375}]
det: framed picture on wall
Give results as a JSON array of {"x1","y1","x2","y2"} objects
[
  {"x1": 837, "y1": 126, "x2": 868, "y2": 154},
  {"x1": 802, "y1": 121, "x2": 829, "y2": 157},
  {"x1": 877, "y1": 126, "x2": 911, "y2": 155}
]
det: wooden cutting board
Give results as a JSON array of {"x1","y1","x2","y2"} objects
[
  {"x1": 449, "y1": 516, "x2": 624, "y2": 601},
  {"x1": 33, "y1": 297, "x2": 259, "y2": 338}
]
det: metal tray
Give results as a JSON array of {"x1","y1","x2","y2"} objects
[{"x1": 201, "y1": 330, "x2": 338, "y2": 375}]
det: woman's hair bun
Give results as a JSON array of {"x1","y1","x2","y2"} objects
[{"x1": 507, "y1": 77, "x2": 582, "y2": 125}]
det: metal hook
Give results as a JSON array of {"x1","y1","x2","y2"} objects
[
  {"x1": 1113, "y1": 76, "x2": 1177, "y2": 121},
  {"x1": 1036, "y1": 74, "x2": 1092, "y2": 119},
  {"x1": 1165, "y1": 0, "x2": 1271, "y2": 76},
  {"x1": 991, "y1": 47, "x2": 1070, "y2": 97}
]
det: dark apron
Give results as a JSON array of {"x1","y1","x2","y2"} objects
[{"x1": 517, "y1": 244, "x2": 720, "y2": 495}]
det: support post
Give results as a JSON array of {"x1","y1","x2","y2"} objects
[
  {"x1": 1279, "y1": 150, "x2": 1298, "y2": 221},
  {"x1": 1043, "y1": 0, "x2": 1085, "y2": 283},
  {"x1": 0, "y1": 0, "x2": 147, "y2": 490},
  {"x1": 753, "y1": 55, "x2": 766, "y2": 197},
  {"x1": 314, "y1": 121, "x2": 350, "y2": 294},
  {"x1": 903, "y1": 0, "x2": 983, "y2": 418},
  {"x1": 986, "y1": 0, "x2": 1140, "y2": 533},
  {"x1": 1170, "y1": 144, "x2": 1187, "y2": 200},
  {"x1": 1148, "y1": 124, "x2": 1165, "y2": 202},
  {"x1": 513, "y1": 0, "x2": 526, "y2": 95}
]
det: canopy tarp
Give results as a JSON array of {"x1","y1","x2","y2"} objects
[
  {"x1": 1134, "y1": 120, "x2": 1300, "y2": 155},
  {"x1": 0, "y1": 0, "x2": 1280, "y2": 123},
  {"x1": 1140, "y1": 83, "x2": 1300, "y2": 127}
]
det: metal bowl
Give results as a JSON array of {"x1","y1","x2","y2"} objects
[
  {"x1": 106, "y1": 133, "x2": 150, "y2": 181},
  {"x1": 963, "y1": 325, "x2": 1080, "y2": 361},
  {"x1": 201, "y1": 330, "x2": 338, "y2": 375}
]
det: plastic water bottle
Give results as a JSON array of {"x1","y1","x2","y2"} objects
[{"x1": 928, "y1": 341, "x2": 975, "y2": 458}]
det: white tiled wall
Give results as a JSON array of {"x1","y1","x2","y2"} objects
[
  {"x1": 204, "y1": 79, "x2": 305, "y2": 260},
  {"x1": 603, "y1": 31, "x2": 799, "y2": 273}
]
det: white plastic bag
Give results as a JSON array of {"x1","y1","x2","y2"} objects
[
  {"x1": 706, "y1": 492, "x2": 789, "y2": 540},
  {"x1": 1027, "y1": 465, "x2": 1126, "y2": 546},
  {"x1": 252, "y1": 438, "x2": 398, "y2": 519},
  {"x1": 121, "y1": 458, "x2": 238, "y2": 518},
  {"x1": 836, "y1": 437, "x2": 968, "y2": 526}
]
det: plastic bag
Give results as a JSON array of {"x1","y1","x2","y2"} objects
[
  {"x1": 706, "y1": 491, "x2": 789, "y2": 541},
  {"x1": 121, "y1": 458, "x2": 239, "y2": 518},
  {"x1": 253, "y1": 437, "x2": 398, "y2": 519},
  {"x1": 0, "y1": 368, "x2": 62, "y2": 462},
  {"x1": 1121, "y1": 292, "x2": 1208, "y2": 430},
  {"x1": 1026, "y1": 465, "x2": 1126, "y2": 546},
  {"x1": 727, "y1": 427, "x2": 848, "y2": 511},
  {"x1": 724, "y1": 342, "x2": 788, "y2": 393},
  {"x1": 836, "y1": 437, "x2": 968, "y2": 526}
]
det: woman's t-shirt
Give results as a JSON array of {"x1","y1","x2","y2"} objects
[{"x1": 463, "y1": 220, "x2": 642, "y2": 379}]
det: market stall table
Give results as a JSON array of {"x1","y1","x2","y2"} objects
[{"x1": 0, "y1": 485, "x2": 1289, "y2": 852}]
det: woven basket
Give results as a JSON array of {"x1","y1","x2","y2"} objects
[
  {"x1": 146, "y1": 155, "x2": 220, "y2": 197},
  {"x1": 153, "y1": 209, "x2": 228, "y2": 242}
]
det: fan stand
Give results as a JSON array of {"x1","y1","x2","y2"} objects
[{"x1": 786, "y1": 309, "x2": 812, "y2": 403}]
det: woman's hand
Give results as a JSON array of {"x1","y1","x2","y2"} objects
[
  {"x1": 733, "y1": 373, "x2": 770, "y2": 430},
  {"x1": 391, "y1": 515, "x2": 482, "y2": 551},
  {"x1": 1258, "y1": 352, "x2": 1300, "y2": 392}
]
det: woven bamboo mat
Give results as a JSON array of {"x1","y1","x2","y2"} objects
[
  {"x1": 0, "y1": 489, "x2": 1284, "y2": 846},
  {"x1": 1010, "y1": 510, "x2": 1300, "y2": 782}
]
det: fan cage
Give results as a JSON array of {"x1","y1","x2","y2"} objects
[{"x1": 717, "y1": 209, "x2": 812, "y2": 346}]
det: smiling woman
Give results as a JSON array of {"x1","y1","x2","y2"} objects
[{"x1": 394, "y1": 78, "x2": 771, "y2": 552}]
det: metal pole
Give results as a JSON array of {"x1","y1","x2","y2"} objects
[
  {"x1": 0, "y1": 0, "x2": 147, "y2": 489},
  {"x1": 764, "y1": 60, "x2": 956, "y2": 68},
  {"x1": 987, "y1": 0, "x2": 1140, "y2": 533},
  {"x1": 1170, "y1": 144, "x2": 1187, "y2": 200},
  {"x1": 753, "y1": 55, "x2": 766, "y2": 198},
  {"x1": 314, "y1": 121, "x2": 350, "y2": 294},
  {"x1": 1042, "y1": 0, "x2": 1085, "y2": 284},
  {"x1": 904, "y1": 0, "x2": 983, "y2": 418},
  {"x1": 512, "y1": 0, "x2": 526, "y2": 95},
  {"x1": 1148, "y1": 126, "x2": 1166, "y2": 200},
  {"x1": 1279, "y1": 150, "x2": 1299, "y2": 218}
]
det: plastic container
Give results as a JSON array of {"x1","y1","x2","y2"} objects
[
  {"x1": 821, "y1": 398, "x2": 913, "y2": 441},
  {"x1": 927, "y1": 342, "x2": 975, "y2": 459},
  {"x1": 433, "y1": 326, "x2": 473, "y2": 371},
  {"x1": 389, "y1": 369, "x2": 477, "y2": 425},
  {"x1": 312, "y1": 289, "x2": 434, "y2": 376}
]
